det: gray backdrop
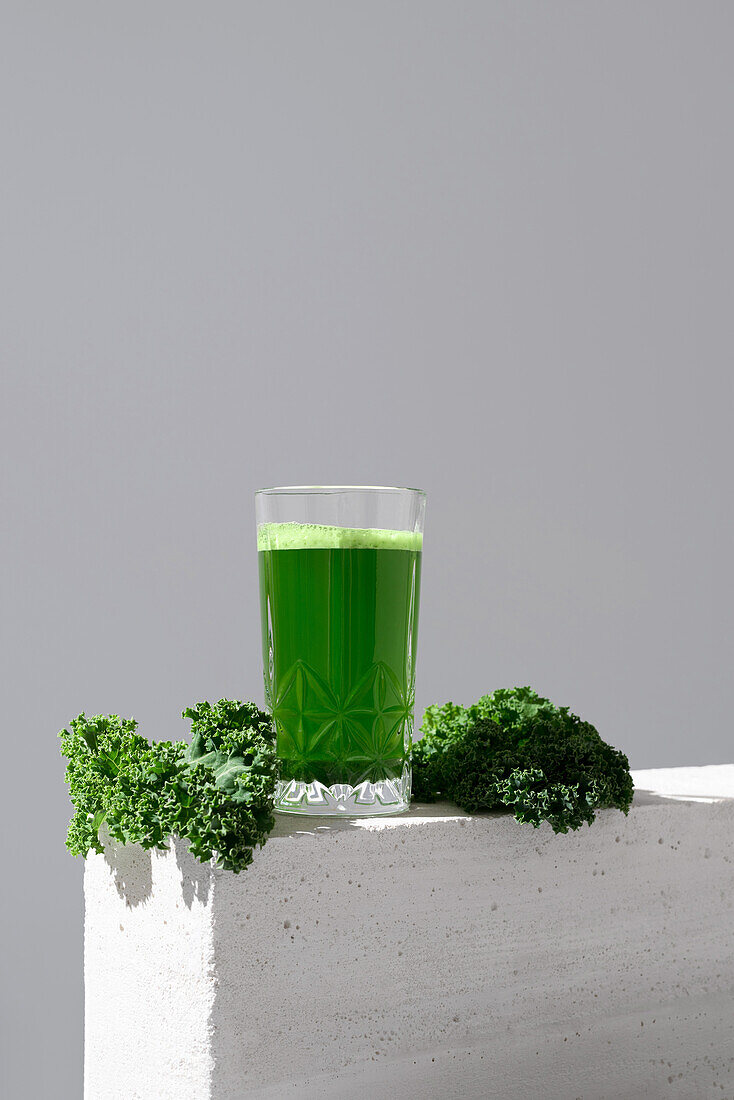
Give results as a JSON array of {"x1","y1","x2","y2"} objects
[{"x1": 2, "y1": 3, "x2": 732, "y2": 1097}]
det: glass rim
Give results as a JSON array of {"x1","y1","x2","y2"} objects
[{"x1": 255, "y1": 484, "x2": 426, "y2": 497}]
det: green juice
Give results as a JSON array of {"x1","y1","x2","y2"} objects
[{"x1": 258, "y1": 523, "x2": 422, "y2": 792}]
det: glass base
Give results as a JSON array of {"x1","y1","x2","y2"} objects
[{"x1": 275, "y1": 765, "x2": 411, "y2": 817}]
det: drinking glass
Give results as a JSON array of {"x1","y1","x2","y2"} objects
[{"x1": 256, "y1": 486, "x2": 425, "y2": 816}]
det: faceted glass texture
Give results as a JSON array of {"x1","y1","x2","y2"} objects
[{"x1": 256, "y1": 487, "x2": 425, "y2": 817}]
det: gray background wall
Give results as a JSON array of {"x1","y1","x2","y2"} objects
[{"x1": 2, "y1": 3, "x2": 732, "y2": 1097}]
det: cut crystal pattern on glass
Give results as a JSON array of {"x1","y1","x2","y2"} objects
[
  {"x1": 273, "y1": 660, "x2": 411, "y2": 787},
  {"x1": 274, "y1": 762, "x2": 411, "y2": 816}
]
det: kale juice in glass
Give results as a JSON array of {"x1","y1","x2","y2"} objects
[{"x1": 256, "y1": 489, "x2": 425, "y2": 816}]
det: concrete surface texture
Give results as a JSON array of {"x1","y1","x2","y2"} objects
[{"x1": 84, "y1": 766, "x2": 734, "y2": 1100}]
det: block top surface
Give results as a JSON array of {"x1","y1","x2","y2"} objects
[{"x1": 266, "y1": 764, "x2": 734, "y2": 840}]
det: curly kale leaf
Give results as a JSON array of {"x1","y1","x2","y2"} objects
[
  {"x1": 59, "y1": 713, "x2": 150, "y2": 856},
  {"x1": 412, "y1": 688, "x2": 633, "y2": 832},
  {"x1": 181, "y1": 699, "x2": 277, "y2": 867},
  {"x1": 60, "y1": 700, "x2": 277, "y2": 873},
  {"x1": 410, "y1": 700, "x2": 472, "y2": 802}
]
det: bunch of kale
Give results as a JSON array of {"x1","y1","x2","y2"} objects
[
  {"x1": 412, "y1": 687, "x2": 633, "y2": 832},
  {"x1": 60, "y1": 699, "x2": 276, "y2": 872}
]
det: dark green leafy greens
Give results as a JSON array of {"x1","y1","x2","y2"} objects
[
  {"x1": 60, "y1": 700, "x2": 276, "y2": 872},
  {"x1": 61, "y1": 687, "x2": 632, "y2": 860},
  {"x1": 412, "y1": 687, "x2": 633, "y2": 832}
]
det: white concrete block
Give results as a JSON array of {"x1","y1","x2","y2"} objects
[{"x1": 84, "y1": 767, "x2": 734, "y2": 1100}]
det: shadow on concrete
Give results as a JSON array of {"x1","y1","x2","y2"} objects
[
  {"x1": 99, "y1": 831, "x2": 212, "y2": 909},
  {"x1": 633, "y1": 788, "x2": 678, "y2": 807},
  {"x1": 268, "y1": 800, "x2": 471, "y2": 839},
  {"x1": 102, "y1": 833, "x2": 152, "y2": 908},
  {"x1": 632, "y1": 787, "x2": 726, "y2": 807},
  {"x1": 171, "y1": 836, "x2": 213, "y2": 908},
  {"x1": 267, "y1": 792, "x2": 695, "y2": 838}
]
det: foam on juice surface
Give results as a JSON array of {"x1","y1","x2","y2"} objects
[{"x1": 257, "y1": 522, "x2": 422, "y2": 551}]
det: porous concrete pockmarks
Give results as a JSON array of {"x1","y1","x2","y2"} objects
[{"x1": 84, "y1": 766, "x2": 734, "y2": 1099}]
